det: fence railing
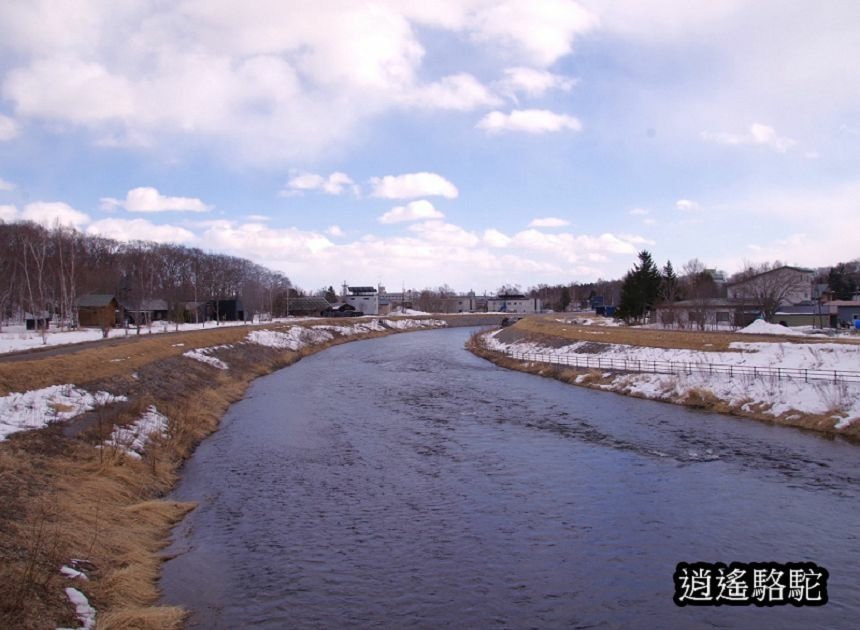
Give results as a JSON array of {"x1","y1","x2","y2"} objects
[{"x1": 502, "y1": 349, "x2": 860, "y2": 383}]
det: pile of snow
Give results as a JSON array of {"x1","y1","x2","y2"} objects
[
  {"x1": 58, "y1": 587, "x2": 96, "y2": 630},
  {"x1": 484, "y1": 330, "x2": 860, "y2": 428},
  {"x1": 103, "y1": 405, "x2": 168, "y2": 459},
  {"x1": 247, "y1": 327, "x2": 333, "y2": 351},
  {"x1": 382, "y1": 318, "x2": 447, "y2": 330},
  {"x1": 0, "y1": 385, "x2": 126, "y2": 441},
  {"x1": 739, "y1": 319, "x2": 808, "y2": 336},
  {"x1": 182, "y1": 344, "x2": 233, "y2": 370},
  {"x1": 390, "y1": 307, "x2": 431, "y2": 315}
]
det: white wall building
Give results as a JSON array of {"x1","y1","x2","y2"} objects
[
  {"x1": 486, "y1": 294, "x2": 542, "y2": 314},
  {"x1": 343, "y1": 286, "x2": 379, "y2": 315}
]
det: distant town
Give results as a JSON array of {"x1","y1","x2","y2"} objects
[{"x1": 1, "y1": 221, "x2": 859, "y2": 333}]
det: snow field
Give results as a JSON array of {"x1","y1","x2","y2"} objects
[{"x1": 0, "y1": 385, "x2": 127, "y2": 441}]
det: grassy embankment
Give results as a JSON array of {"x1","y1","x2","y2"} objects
[
  {"x1": 0, "y1": 315, "x2": 497, "y2": 629},
  {"x1": 468, "y1": 316, "x2": 860, "y2": 440}
]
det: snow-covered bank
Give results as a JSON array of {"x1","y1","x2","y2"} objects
[
  {"x1": 0, "y1": 319, "x2": 267, "y2": 355},
  {"x1": 183, "y1": 318, "x2": 449, "y2": 370},
  {"x1": 0, "y1": 385, "x2": 127, "y2": 441},
  {"x1": 483, "y1": 330, "x2": 860, "y2": 431}
]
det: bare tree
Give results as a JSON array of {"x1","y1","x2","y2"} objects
[{"x1": 728, "y1": 262, "x2": 812, "y2": 322}]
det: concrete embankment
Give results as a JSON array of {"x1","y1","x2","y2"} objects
[{"x1": 0, "y1": 315, "x2": 500, "y2": 629}]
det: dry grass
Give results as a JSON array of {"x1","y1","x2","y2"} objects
[
  {"x1": 519, "y1": 315, "x2": 860, "y2": 352},
  {"x1": 0, "y1": 315, "x2": 502, "y2": 629}
]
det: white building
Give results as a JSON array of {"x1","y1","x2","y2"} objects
[
  {"x1": 726, "y1": 266, "x2": 814, "y2": 305},
  {"x1": 486, "y1": 293, "x2": 542, "y2": 314},
  {"x1": 343, "y1": 286, "x2": 379, "y2": 315}
]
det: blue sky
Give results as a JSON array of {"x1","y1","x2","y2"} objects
[{"x1": 0, "y1": 1, "x2": 858, "y2": 293}]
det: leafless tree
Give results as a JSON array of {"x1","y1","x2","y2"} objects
[{"x1": 728, "y1": 261, "x2": 812, "y2": 322}]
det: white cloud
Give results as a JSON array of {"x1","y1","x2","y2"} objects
[
  {"x1": 100, "y1": 187, "x2": 211, "y2": 213},
  {"x1": 199, "y1": 220, "x2": 335, "y2": 260},
  {"x1": 0, "y1": 114, "x2": 18, "y2": 141},
  {"x1": 0, "y1": 204, "x2": 17, "y2": 222},
  {"x1": 0, "y1": 176, "x2": 16, "y2": 191},
  {"x1": 498, "y1": 67, "x2": 577, "y2": 99},
  {"x1": 629, "y1": 207, "x2": 649, "y2": 216},
  {"x1": 282, "y1": 171, "x2": 358, "y2": 196},
  {"x1": 86, "y1": 218, "x2": 195, "y2": 244},
  {"x1": 676, "y1": 199, "x2": 702, "y2": 212},
  {"x1": 477, "y1": 109, "x2": 582, "y2": 134},
  {"x1": 379, "y1": 200, "x2": 444, "y2": 224},
  {"x1": 528, "y1": 217, "x2": 570, "y2": 228},
  {"x1": 402, "y1": 73, "x2": 501, "y2": 110},
  {"x1": 483, "y1": 228, "x2": 512, "y2": 247},
  {"x1": 19, "y1": 201, "x2": 90, "y2": 228},
  {"x1": 246, "y1": 214, "x2": 270, "y2": 222},
  {"x1": 408, "y1": 220, "x2": 480, "y2": 247},
  {"x1": 370, "y1": 172, "x2": 458, "y2": 199},
  {"x1": 701, "y1": 122, "x2": 796, "y2": 153},
  {"x1": 0, "y1": 1, "x2": 596, "y2": 164},
  {"x1": 469, "y1": 0, "x2": 598, "y2": 66},
  {"x1": 326, "y1": 225, "x2": 345, "y2": 237},
  {"x1": 711, "y1": 179, "x2": 860, "y2": 271}
]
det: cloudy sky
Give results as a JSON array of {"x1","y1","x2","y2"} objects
[{"x1": 0, "y1": 1, "x2": 858, "y2": 292}]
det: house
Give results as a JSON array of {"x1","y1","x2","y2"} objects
[
  {"x1": 24, "y1": 311, "x2": 53, "y2": 331},
  {"x1": 774, "y1": 302, "x2": 837, "y2": 328},
  {"x1": 440, "y1": 295, "x2": 478, "y2": 313},
  {"x1": 77, "y1": 294, "x2": 120, "y2": 328},
  {"x1": 124, "y1": 298, "x2": 169, "y2": 325},
  {"x1": 344, "y1": 286, "x2": 379, "y2": 315},
  {"x1": 206, "y1": 298, "x2": 244, "y2": 321},
  {"x1": 825, "y1": 300, "x2": 860, "y2": 328},
  {"x1": 285, "y1": 296, "x2": 332, "y2": 316},
  {"x1": 654, "y1": 298, "x2": 759, "y2": 329},
  {"x1": 726, "y1": 266, "x2": 815, "y2": 305},
  {"x1": 487, "y1": 293, "x2": 542, "y2": 314}
]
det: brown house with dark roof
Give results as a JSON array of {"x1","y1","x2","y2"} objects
[{"x1": 77, "y1": 294, "x2": 120, "y2": 328}]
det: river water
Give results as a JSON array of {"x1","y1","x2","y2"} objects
[{"x1": 160, "y1": 327, "x2": 859, "y2": 628}]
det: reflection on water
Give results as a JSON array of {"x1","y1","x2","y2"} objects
[{"x1": 161, "y1": 327, "x2": 859, "y2": 628}]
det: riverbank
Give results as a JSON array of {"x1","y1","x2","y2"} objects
[
  {"x1": 0, "y1": 314, "x2": 500, "y2": 629},
  {"x1": 468, "y1": 318, "x2": 860, "y2": 440}
]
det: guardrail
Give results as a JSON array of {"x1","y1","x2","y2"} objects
[{"x1": 502, "y1": 349, "x2": 860, "y2": 383}]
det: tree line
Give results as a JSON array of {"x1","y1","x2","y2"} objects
[{"x1": 0, "y1": 220, "x2": 293, "y2": 331}]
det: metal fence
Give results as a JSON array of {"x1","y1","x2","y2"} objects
[{"x1": 502, "y1": 349, "x2": 860, "y2": 383}]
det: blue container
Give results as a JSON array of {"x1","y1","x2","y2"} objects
[{"x1": 855, "y1": 319, "x2": 860, "y2": 330}]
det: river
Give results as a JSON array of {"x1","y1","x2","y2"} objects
[{"x1": 160, "y1": 327, "x2": 859, "y2": 628}]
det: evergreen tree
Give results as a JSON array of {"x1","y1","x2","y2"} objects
[
  {"x1": 559, "y1": 286, "x2": 571, "y2": 312},
  {"x1": 324, "y1": 285, "x2": 337, "y2": 303},
  {"x1": 660, "y1": 260, "x2": 680, "y2": 302},
  {"x1": 617, "y1": 250, "x2": 662, "y2": 323}
]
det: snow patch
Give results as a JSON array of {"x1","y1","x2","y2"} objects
[
  {"x1": 247, "y1": 327, "x2": 333, "y2": 351},
  {"x1": 103, "y1": 405, "x2": 168, "y2": 459},
  {"x1": 182, "y1": 344, "x2": 233, "y2": 370},
  {"x1": 57, "y1": 587, "x2": 96, "y2": 630},
  {"x1": 382, "y1": 318, "x2": 447, "y2": 330},
  {"x1": 0, "y1": 385, "x2": 126, "y2": 441}
]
